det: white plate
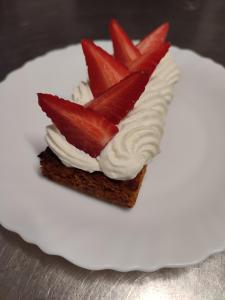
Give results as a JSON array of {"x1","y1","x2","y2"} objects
[{"x1": 1, "y1": 42, "x2": 225, "y2": 272}]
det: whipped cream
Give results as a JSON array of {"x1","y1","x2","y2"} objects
[{"x1": 46, "y1": 52, "x2": 180, "y2": 180}]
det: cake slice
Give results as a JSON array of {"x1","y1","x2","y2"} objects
[
  {"x1": 38, "y1": 19, "x2": 179, "y2": 207},
  {"x1": 39, "y1": 147, "x2": 146, "y2": 207}
]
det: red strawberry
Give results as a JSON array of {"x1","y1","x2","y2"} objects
[
  {"x1": 128, "y1": 42, "x2": 170, "y2": 75},
  {"x1": 38, "y1": 93, "x2": 118, "y2": 157},
  {"x1": 81, "y1": 39, "x2": 129, "y2": 97},
  {"x1": 137, "y1": 22, "x2": 169, "y2": 54},
  {"x1": 109, "y1": 19, "x2": 141, "y2": 67},
  {"x1": 87, "y1": 71, "x2": 149, "y2": 124}
]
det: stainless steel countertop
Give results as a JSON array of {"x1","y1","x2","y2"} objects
[
  {"x1": 1, "y1": 226, "x2": 225, "y2": 299},
  {"x1": 1, "y1": 0, "x2": 225, "y2": 299}
]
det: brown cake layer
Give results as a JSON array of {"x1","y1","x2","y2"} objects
[{"x1": 38, "y1": 147, "x2": 147, "y2": 207}]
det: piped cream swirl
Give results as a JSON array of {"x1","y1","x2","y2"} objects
[
  {"x1": 46, "y1": 125, "x2": 100, "y2": 172},
  {"x1": 45, "y1": 52, "x2": 180, "y2": 180}
]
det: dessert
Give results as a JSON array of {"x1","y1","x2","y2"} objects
[{"x1": 38, "y1": 20, "x2": 179, "y2": 207}]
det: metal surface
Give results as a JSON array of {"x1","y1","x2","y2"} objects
[
  {"x1": 1, "y1": 227, "x2": 225, "y2": 299},
  {"x1": 1, "y1": 0, "x2": 225, "y2": 299}
]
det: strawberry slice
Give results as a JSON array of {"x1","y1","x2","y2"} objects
[
  {"x1": 81, "y1": 39, "x2": 129, "y2": 97},
  {"x1": 128, "y1": 42, "x2": 170, "y2": 75},
  {"x1": 87, "y1": 71, "x2": 149, "y2": 124},
  {"x1": 109, "y1": 19, "x2": 140, "y2": 67},
  {"x1": 38, "y1": 93, "x2": 118, "y2": 157},
  {"x1": 137, "y1": 22, "x2": 169, "y2": 54}
]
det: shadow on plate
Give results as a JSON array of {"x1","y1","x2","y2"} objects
[{"x1": 26, "y1": 134, "x2": 46, "y2": 155}]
